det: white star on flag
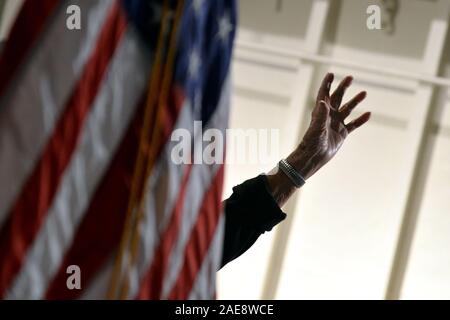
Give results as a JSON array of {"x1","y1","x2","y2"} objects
[
  {"x1": 217, "y1": 12, "x2": 233, "y2": 44},
  {"x1": 188, "y1": 48, "x2": 201, "y2": 79},
  {"x1": 192, "y1": 0, "x2": 204, "y2": 16}
]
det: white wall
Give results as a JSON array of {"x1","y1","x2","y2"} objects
[
  {"x1": 219, "y1": 0, "x2": 450, "y2": 300},
  {"x1": 402, "y1": 36, "x2": 450, "y2": 299}
]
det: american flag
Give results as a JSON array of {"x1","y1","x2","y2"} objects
[{"x1": 0, "y1": 0, "x2": 236, "y2": 299}]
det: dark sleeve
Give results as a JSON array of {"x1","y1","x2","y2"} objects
[{"x1": 220, "y1": 175, "x2": 287, "y2": 269}]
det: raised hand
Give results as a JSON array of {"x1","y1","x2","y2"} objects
[
  {"x1": 267, "y1": 73, "x2": 371, "y2": 207},
  {"x1": 286, "y1": 73, "x2": 371, "y2": 180}
]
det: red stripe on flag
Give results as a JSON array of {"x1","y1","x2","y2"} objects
[
  {"x1": 45, "y1": 96, "x2": 146, "y2": 300},
  {"x1": 166, "y1": 165, "x2": 224, "y2": 300},
  {"x1": 136, "y1": 164, "x2": 193, "y2": 300},
  {"x1": 0, "y1": 3, "x2": 127, "y2": 298},
  {"x1": 134, "y1": 87, "x2": 204, "y2": 301},
  {"x1": 135, "y1": 165, "x2": 225, "y2": 300},
  {"x1": 0, "y1": 0, "x2": 60, "y2": 99},
  {"x1": 45, "y1": 88, "x2": 187, "y2": 299}
]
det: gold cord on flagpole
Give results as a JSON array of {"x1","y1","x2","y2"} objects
[
  {"x1": 107, "y1": 0, "x2": 185, "y2": 300},
  {"x1": 118, "y1": 0, "x2": 186, "y2": 300},
  {"x1": 107, "y1": 0, "x2": 170, "y2": 300}
]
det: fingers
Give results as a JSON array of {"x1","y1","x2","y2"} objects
[
  {"x1": 346, "y1": 112, "x2": 371, "y2": 133},
  {"x1": 330, "y1": 76, "x2": 353, "y2": 109},
  {"x1": 315, "y1": 74, "x2": 370, "y2": 134},
  {"x1": 339, "y1": 91, "x2": 367, "y2": 119},
  {"x1": 316, "y1": 73, "x2": 334, "y2": 103}
]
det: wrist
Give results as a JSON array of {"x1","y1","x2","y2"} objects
[
  {"x1": 286, "y1": 144, "x2": 319, "y2": 180},
  {"x1": 266, "y1": 166, "x2": 298, "y2": 207}
]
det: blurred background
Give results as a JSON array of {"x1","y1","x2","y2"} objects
[{"x1": 1, "y1": 0, "x2": 450, "y2": 300}]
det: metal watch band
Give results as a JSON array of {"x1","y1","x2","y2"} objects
[{"x1": 278, "y1": 159, "x2": 306, "y2": 188}]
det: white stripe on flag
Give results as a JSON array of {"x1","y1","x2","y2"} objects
[
  {"x1": 188, "y1": 214, "x2": 225, "y2": 300},
  {"x1": 83, "y1": 53, "x2": 231, "y2": 303},
  {"x1": 81, "y1": 101, "x2": 193, "y2": 300},
  {"x1": 126, "y1": 101, "x2": 194, "y2": 298},
  {"x1": 160, "y1": 76, "x2": 230, "y2": 299},
  {"x1": 0, "y1": 0, "x2": 113, "y2": 226},
  {"x1": 80, "y1": 255, "x2": 114, "y2": 300},
  {"x1": 6, "y1": 28, "x2": 152, "y2": 299}
]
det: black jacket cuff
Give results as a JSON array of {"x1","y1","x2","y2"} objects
[
  {"x1": 221, "y1": 175, "x2": 287, "y2": 268},
  {"x1": 229, "y1": 175, "x2": 287, "y2": 233}
]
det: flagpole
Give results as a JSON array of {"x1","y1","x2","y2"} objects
[{"x1": 107, "y1": 0, "x2": 172, "y2": 300}]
